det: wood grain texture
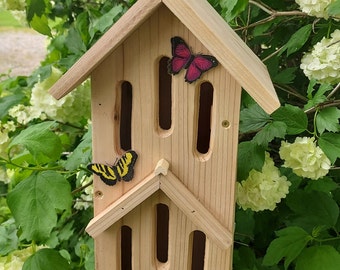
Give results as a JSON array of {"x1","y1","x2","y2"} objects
[
  {"x1": 49, "y1": 0, "x2": 279, "y2": 113},
  {"x1": 89, "y1": 6, "x2": 238, "y2": 269},
  {"x1": 49, "y1": 0, "x2": 162, "y2": 99}
]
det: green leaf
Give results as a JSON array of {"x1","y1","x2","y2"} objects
[
  {"x1": 89, "y1": 5, "x2": 123, "y2": 38},
  {"x1": 30, "y1": 14, "x2": 52, "y2": 37},
  {"x1": 286, "y1": 190, "x2": 339, "y2": 231},
  {"x1": 273, "y1": 67, "x2": 297, "y2": 84},
  {"x1": 318, "y1": 132, "x2": 340, "y2": 164},
  {"x1": 26, "y1": 0, "x2": 46, "y2": 21},
  {"x1": 9, "y1": 122, "x2": 62, "y2": 164},
  {"x1": 296, "y1": 245, "x2": 340, "y2": 270},
  {"x1": 304, "y1": 83, "x2": 333, "y2": 110},
  {"x1": 272, "y1": 104, "x2": 307, "y2": 134},
  {"x1": 327, "y1": 0, "x2": 340, "y2": 16},
  {"x1": 220, "y1": 0, "x2": 249, "y2": 22},
  {"x1": 65, "y1": 26, "x2": 87, "y2": 55},
  {"x1": 239, "y1": 103, "x2": 271, "y2": 133},
  {"x1": 235, "y1": 209, "x2": 255, "y2": 243},
  {"x1": 7, "y1": 171, "x2": 72, "y2": 242},
  {"x1": 23, "y1": 248, "x2": 71, "y2": 270},
  {"x1": 237, "y1": 141, "x2": 265, "y2": 180},
  {"x1": 233, "y1": 246, "x2": 257, "y2": 269},
  {"x1": 280, "y1": 24, "x2": 312, "y2": 56},
  {"x1": 316, "y1": 107, "x2": 340, "y2": 134},
  {"x1": 63, "y1": 128, "x2": 92, "y2": 171},
  {"x1": 252, "y1": 121, "x2": 286, "y2": 146},
  {"x1": 263, "y1": 226, "x2": 311, "y2": 269},
  {"x1": 0, "y1": 218, "x2": 18, "y2": 255},
  {"x1": 305, "y1": 177, "x2": 338, "y2": 193},
  {"x1": 0, "y1": 94, "x2": 25, "y2": 120}
]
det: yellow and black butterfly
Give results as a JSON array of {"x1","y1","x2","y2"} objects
[{"x1": 87, "y1": 150, "x2": 138, "y2": 186}]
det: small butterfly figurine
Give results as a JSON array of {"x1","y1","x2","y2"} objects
[
  {"x1": 168, "y1": 36, "x2": 219, "y2": 83},
  {"x1": 87, "y1": 150, "x2": 138, "y2": 186}
]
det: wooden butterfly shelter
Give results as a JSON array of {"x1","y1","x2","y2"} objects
[{"x1": 49, "y1": 0, "x2": 280, "y2": 269}]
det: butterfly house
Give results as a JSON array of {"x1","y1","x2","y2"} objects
[{"x1": 49, "y1": 0, "x2": 280, "y2": 269}]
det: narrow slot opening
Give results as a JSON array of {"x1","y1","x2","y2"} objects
[
  {"x1": 158, "y1": 57, "x2": 172, "y2": 131},
  {"x1": 121, "y1": 225, "x2": 132, "y2": 270},
  {"x1": 120, "y1": 81, "x2": 132, "y2": 151},
  {"x1": 156, "y1": 203, "x2": 169, "y2": 263},
  {"x1": 196, "y1": 82, "x2": 214, "y2": 154},
  {"x1": 191, "y1": 230, "x2": 206, "y2": 270}
]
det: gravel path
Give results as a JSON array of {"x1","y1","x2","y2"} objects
[{"x1": 0, "y1": 28, "x2": 46, "y2": 78}]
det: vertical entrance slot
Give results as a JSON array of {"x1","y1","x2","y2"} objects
[
  {"x1": 158, "y1": 57, "x2": 172, "y2": 132},
  {"x1": 190, "y1": 230, "x2": 206, "y2": 270},
  {"x1": 121, "y1": 225, "x2": 132, "y2": 270},
  {"x1": 196, "y1": 82, "x2": 214, "y2": 154},
  {"x1": 120, "y1": 81, "x2": 132, "y2": 151},
  {"x1": 156, "y1": 203, "x2": 169, "y2": 263}
]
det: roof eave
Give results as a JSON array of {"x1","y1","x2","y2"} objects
[{"x1": 49, "y1": 0, "x2": 280, "y2": 114}]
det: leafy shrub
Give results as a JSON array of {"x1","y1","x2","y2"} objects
[{"x1": 0, "y1": 0, "x2": 339, "y2": 269}]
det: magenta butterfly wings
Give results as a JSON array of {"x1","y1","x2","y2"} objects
[{"x1": 168, "y1": 36, "x2": 218, "y2": 83}]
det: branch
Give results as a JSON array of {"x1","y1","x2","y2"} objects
[
  {"x1": 304, "y1": 99, "x2": 340, "y2": 114},
  {"x1": 327, "y1": 82, "x2": 340, "y2": 99},
  {"x1": 235, "y1": 0, "x2": 307, "y2": 30},
  {"x1": 249, "y1": 0, "x2": 306, "y2": 16}
]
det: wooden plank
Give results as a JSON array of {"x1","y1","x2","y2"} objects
[
  {"x1": 86, "y1": 171, "x2": 160, "y2": 237},
  {"x1": 162, "y1": 0, "x2": 279, "y2": 113},
  {"x1": 159, "y1": 172, "x2": 233, "y2": 250},
  {"x1": 49, "y1": 0, "x2": 162, "y2": 99}
]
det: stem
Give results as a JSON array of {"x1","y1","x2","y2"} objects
[
  {"x1": 1, "y1": 155, "x2": 64, "y2": 171},
  {"x1": 262, "y1": 45, "x2": 285, "y2": 62},
  {"x1": 235, "y1": 1, "x2": 307, "y2": 30},
  {"x1": 326, "y1": 82, "x2": 340, "y2": 99},
  {"x1": 72, "y1": 179, "x2": 93, "y2": 195},
  {"x1": 249, "y1": 0, "x2": 306, "y2": 16},
  {"x1": 274, "y1": 84, "x2": 308, "y2": 101},
  {"x1": 304, "y1": 99, "x2": 340, "y2": 114}
]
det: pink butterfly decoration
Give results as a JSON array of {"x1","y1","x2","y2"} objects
[{"x1": 168, "y1": 36, "x2": 218, "y2": 83}]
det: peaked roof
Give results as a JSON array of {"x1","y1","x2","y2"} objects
[
  {"x1": 49, "y1": 0, "x2": 280, "y2": 114},
  {"x1": 86, "y1": 159, "x2": 233, "y2": 249}
]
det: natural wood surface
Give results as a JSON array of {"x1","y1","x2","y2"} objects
[
  {"x1": 86, "y1": 159, "x2": 232, "y2": 249},
  {"x1": 56, "y1": 1, "x2": 283, "y2": 269},
  {"x1": 49, "y1": 0, "x2": 279, "y2": 113},
  {"x1": 89, "y1": 6, "x2": 239, "y2": 268}
]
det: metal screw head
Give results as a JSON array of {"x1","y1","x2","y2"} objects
[{"x1": 221, "y1": 120, "x2": 230, "y2": 129}]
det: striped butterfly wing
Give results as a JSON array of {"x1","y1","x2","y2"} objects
[
  {"x1": 87, "y1": 150, "x2": 138, "y2": 186},
  {"x1": 87, "y1": 163, "x2": 119, "y2": 186},
  {"x1": 115, "y1": 150, "x2": 138, "y2": 182}
]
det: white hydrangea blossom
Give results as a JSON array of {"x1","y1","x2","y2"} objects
[
  {"x1": 74, "y1": 174, "x2": 93, "y2": 210},
  {"x1": 295, "y1": 0, "x2": 336, "y2": 18},
  {"x1": 279, "y1": 137, "x2": 331, "y2": 180},
  {"x1": 0, "y1": 168, "x2": 15, "y2": 184},
  {"x1": 8, "y1": 104, "x2": 43, "y2": 125},
  {"x1": 0, "y1": 121, "x2": 16, "y2": 145},
  {"x1": 300, "y1": 29, "x2": 340, "y2": 84},
  {"x1": 236, "y1": 152, "x2": 291, "y2": 212},
  {"x1": 0, "y1": 0, "x2": 26, "y2": 25},
  {"x1": 9, "y1": 67, "x2": 91, "y2": 125},
  {"x1": 0, "y1": 245, "x2": 44, "y2": 270}
]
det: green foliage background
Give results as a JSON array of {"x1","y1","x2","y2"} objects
[{"x1": 0, "y1": 0, "x2": 339, "y2": 269}]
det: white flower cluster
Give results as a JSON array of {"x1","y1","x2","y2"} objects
[
  {"x1": 0, "y1": 121, "x2": 15, "y2": 146},
  {"x1": 0, "y1": 168, "x2": 14, "y2": 184},
  {"x1": 74, "y1": 174, "x2": 93, "y2": 210},
  {"x1": 295, "y1": 0, "x2": 336, "y2": 18},
  {"x1": 0, "y1": 245, "x2": 43, "y2": 270},
  {"x1": 0, "y1": 0, "x2": 26, "y2": 25},
  {"x1": 300, "y1": 29, "x2": 340, "y2": 84},
  {"x1": 9, "y1": 67, "x2": 91, "y2": 125},
  {"x1": 236, "y1": 152, "x2": 291, "y2": 212},
  {"x1": 279, "y1": 137, "x2": 331, "y2": 180}
]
